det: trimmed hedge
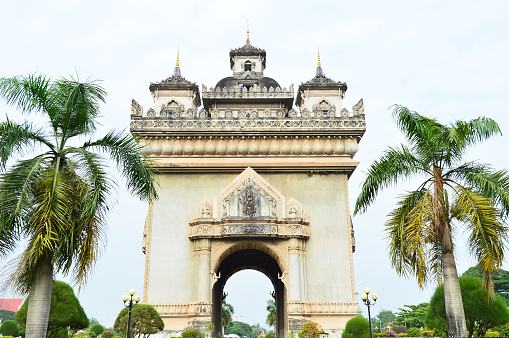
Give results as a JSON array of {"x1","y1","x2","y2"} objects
[{"x1": 0, "y1": 320, "x2": 19, "y2": 337}]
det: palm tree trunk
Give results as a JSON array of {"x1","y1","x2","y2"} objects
[
  {"x1": 441, "y1": 226, "x2": 468, "y2": 338},
  {"x1": 25, "y1": 256, "x2": 53, "y2": 338}
]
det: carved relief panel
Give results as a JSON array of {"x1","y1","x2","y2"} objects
[{"x1": 188, "y1": 167, "x2": 310, "y2": 240}]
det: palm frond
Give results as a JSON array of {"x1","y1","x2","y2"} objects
[
  {"x1": 427, "y1": 241, "x2": 444, "y2": 285},
  {"x1": 0, "y1": 157, "x2": 48, "y2": 256},
  {"x1": 385, "y1": 188, "x2": 432, "y2": 288},
  {"x1": 390, "y1": 105, "x2": 444, "y2": 151},
  {"x1": 354, "y1": 144, "x2": 425, "y2": 214},
  {"x1": 453, "y1": 186, "x2": 506, "y2": 276},
  {"x1": 52, "y1": 77, "x2": 107, "y2": 142},
  {"x1": 51, "y1": 167, "x2": 107, "y2": 287},
  {"x1": 0, "y1": 74, "x2": 55, "y2": 115},
  {"x1": 454, "y1": 165, "x2": 509, "y2": 217},
  {"x1": 82, "y1": 130, "x2": 158, "y2": 202},
  {"x1": 451, "y1": 117, "x2": 501, "y2": 146},
  {"x1": 0, "y1": 119, "x2": 55, "y2": 170}
]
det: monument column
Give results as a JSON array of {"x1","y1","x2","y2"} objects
[
  {"x1": 288, "y1": 238, "x2": 303, "y2": 300},
  {"x1": 194, "y1": 239, "x2": 212, "y2": 302}
]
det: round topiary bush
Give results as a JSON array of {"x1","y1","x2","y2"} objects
[
  {"x1": 0, "y1": 320, "x2": 19, "y2": 337},
  {"x1": 101, "y1": 331, "x2": 114, "y2": 338},
  {"x1": 341, "y1": 317, "x2": 370, "y2": 338},
  {"x1": 182, "y1": 329, "x2": 205, "y2": 338},
  {"x1": 90, "y1": 324, "x2": 104, "y2": 336},
  {"x1": 406, "y1": 327, "x2": 421, "y2": 337}
]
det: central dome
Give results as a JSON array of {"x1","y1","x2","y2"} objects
[{"x1": 214, "y1": 76, "x2": 280, "y2": 90}]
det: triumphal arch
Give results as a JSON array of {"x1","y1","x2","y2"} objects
[{"x1": 130, "y1": 35, "x2": 366, "y2": 338}]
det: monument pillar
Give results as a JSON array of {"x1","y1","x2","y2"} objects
[{"x1": 194, "y1": 239, "x2": 211, "y2": 302}]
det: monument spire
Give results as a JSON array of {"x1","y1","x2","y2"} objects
[
  {"x1": 316, "y1": 47, "x2": 323, "y2": 76},
  {"x1": 246, "y1": 20, "x2": 251, "y2": 46},
  {"x1": 174, "y1": 47, "x2": 181, "y2": 76}
]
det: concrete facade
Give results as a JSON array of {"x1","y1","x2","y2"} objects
[{"x1": 132, "y1": 36, "x2": 366, "y2": 338}]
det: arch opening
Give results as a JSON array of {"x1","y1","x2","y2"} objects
[{"x1": 212, "y1": 249, "x2": 287, "y2": 338}]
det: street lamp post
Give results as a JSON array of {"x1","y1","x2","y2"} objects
[
  {"x1": 360, "y1": 287, "x2": 378, "y2": 338},
  {"x1": 122, "y1": 289, "x2": 141, "y2": 338}
]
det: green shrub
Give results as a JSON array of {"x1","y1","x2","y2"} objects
[
  {"x1": 2, "y1": 336, "x2": 14, "y2": 338},
  {"x1": 406, "y1": 327, "x2": 421, "y2": 337},
  {"x1": 342, "y1": 317, "x2": 369, "y2": 338},
  {"x1": 375, "y1": 334, "x2": 390, "y2": 337},
  {"x1": 90, "y1": 324, "x2": 104, "y2": 336},
  {"x1": 0, "y1": 320, "x2": 19, "y2": 336},
  {"x1": 420, "y1": 330, "x2": 434, "y2": 337},
  {"x1": 392, "y1": 325, "x2": 407, "y2": 334},
  {"x1": 182, "y1": 329, "x2": 205, "y2": 338},
  {"x1": 88, "y1": 331, "x2": 97, "y2": 338},
  {"x1": 299, "y1": 322, "x2": 328, "y2": 338},
  {"x1": 486, "y1": 330, "x2": 499, "y2": 337},
  {"x1": 101, "y1": 330, "x2": 114, "y2": 338}
]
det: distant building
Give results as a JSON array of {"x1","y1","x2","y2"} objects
[{"x1": 0, "y1": 298, "x2": 24, "y2": 312}]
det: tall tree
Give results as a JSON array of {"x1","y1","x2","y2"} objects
[
  {"x1": 265, "y1": 299, "x2": 276, "y2": 332},
  {"x1": 393, "y1": 303, "x2": 428, "y2": 328},
  {"x1": 354, "y1": 105, "x2": 509, "y2": 338},
  {"x1": 463, "y1": 266, "x2": 509, "y2": 305},
  {"x1": 222, "y1": 301, "x2": 234, "y2": 329},
  {"x1": 224, "y1": 321, "x2": 255, "y2": 338},
  {"x1": 16, "y1": 280, "x2": 89, "y2": 338},
  {"x1": 376, "y1": 309, "x2": 395, "y2": 328},
  {"x1": 0, "y1": 74, "x2": 158, "y2": 338},
  {"x1": 0, "y1": 309, "x2": 16, "y2": 322},
  {"x1": 426, "y1": 276, "x2": 509, "y2": 338}
]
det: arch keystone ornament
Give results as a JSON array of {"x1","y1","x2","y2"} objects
[{"x1": 134, "y1": 38, "x2": 365, "y2": 338}]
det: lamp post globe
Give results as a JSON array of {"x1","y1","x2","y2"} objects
[
  {"x1": 360, "y1": 287, "x2": 378, "y2": 338},
  {"x1": 122, "y1": 289, "x2": 141, "y2": 338}
]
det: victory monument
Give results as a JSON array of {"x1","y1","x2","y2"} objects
[{"x1": 130, "y1": 32, "x2": 366, "y2": 338}]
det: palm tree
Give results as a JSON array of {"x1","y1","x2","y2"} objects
[
  {"x1": 354, "y1": 105, "x2": 509, "y2": 338},
  {"x1": 0, "y1": 74, "x2": 158, "y2": 338},
  {"x1": 266, "y1": 299, "x2": 276, "y2": 333},
  {"x1": 222, "y1": 300, "x2": 234, "y2": 329}
]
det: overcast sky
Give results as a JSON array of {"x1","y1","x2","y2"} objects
[{"x1": 1, "y1": 0, "x2": 509, "y2": 329}]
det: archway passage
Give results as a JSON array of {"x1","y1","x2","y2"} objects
[{"x1": 212, "y1": 249, "x2": 287, "y2": 338}]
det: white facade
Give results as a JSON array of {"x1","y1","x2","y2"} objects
[{"x1": 131, "y1": 37, "x2": 366, "y2": 338}]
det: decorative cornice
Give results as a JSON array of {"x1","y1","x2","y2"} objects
[
  {"x1": 139, "y1": 135, "x2": 360, "y2": 157},
  {"x1": 149, "y1": 75, "x2": 199, "y2": 91},
  {"x1": 131, "y1": 118, "x2": 365, "y2": 134},
  {"x1": 189, "y1": 222, "x2": 310, "y2": 240}
]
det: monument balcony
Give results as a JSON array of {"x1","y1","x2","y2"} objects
[
  {"x1": 130, "y1": 99, "x2": 365, "y2": 136},
  {"x1": 201, "y1": 83, "x2": 295, "y2": 100}
]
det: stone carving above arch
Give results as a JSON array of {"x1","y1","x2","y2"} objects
[
  {"x1": 286, "y1": 198, "x2": 302, "y2": 218},
  {"x1": 215, "y1": 167, "x2": 285, "y2": 219},
  {"x1": 189, "y1": 167, "x2": 309, "y2": 240}
]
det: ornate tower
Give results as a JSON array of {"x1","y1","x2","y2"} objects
[{"x1": 131, "y1": 37, "x2": 366, "y2": 338}]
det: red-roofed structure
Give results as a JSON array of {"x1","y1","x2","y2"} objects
[{"x1": 0, "y1": 299, "x2": 24, "y2": 312}]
